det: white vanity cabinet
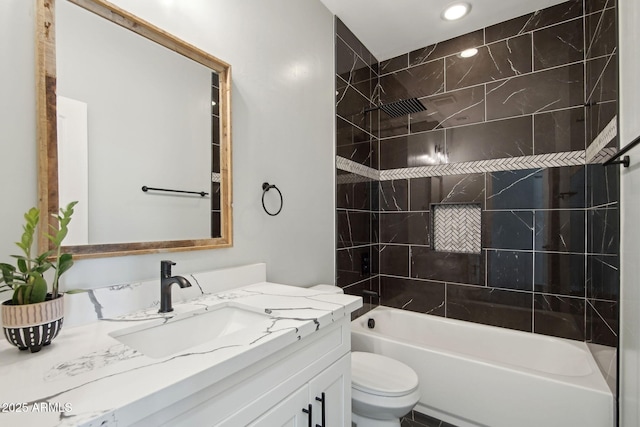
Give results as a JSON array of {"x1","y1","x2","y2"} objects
[
  {"x1": 250, "y1": 355, "x2": 350, "y2": 427},
  {"x1": 249, "y1": 386, "x2": 309, "y2": 427},
  {"x1": 138, "y1": 316, "x2": 351, "y2": 427},
  {"x1": 308, "y1": 353, "x2": 350, "y2": 427}
]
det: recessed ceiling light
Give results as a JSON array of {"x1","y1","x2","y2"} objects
[
  {"x1": 459, "y1": 48, "x2": 478, "y2": 58},
  {"x1": 442, "y1": 2, "x2": 471, "y2": 21}
]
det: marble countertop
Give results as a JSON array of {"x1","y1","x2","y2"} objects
[{"x1": 0, "y1": 282, "x2": 361, "y2": 426}]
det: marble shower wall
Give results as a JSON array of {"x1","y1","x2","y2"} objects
[
  {"x1": 335, "y1": 18, "x2": 380, "y2": 315},
  {"x1": 335, "y1": 0, "x2": 619, "y2": 345},
  {"x1": 373, "y1": 0, "x2": 618, "y2": 344}
]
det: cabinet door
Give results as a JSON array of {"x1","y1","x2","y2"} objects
[
  {"x1": 249, "y1": 385, "x2": 311, "y2": 427},
  {"x1": 308, "y1": 354, "x2": 351, "y2": 427}
]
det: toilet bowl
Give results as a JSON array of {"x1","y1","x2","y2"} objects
[
  {"x1": 351, "y1": 351, "x2": 420, "y2": 427},
  {"x1": 307, "y1": 286, "x2": 420, "y2": 426}
]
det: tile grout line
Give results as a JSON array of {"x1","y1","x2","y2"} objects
[
  {"x1": 379, "y1": 7, "x2": 614, "y2": 77},
  {"x1": 582, "y1": 0, "x2": 588, "y2": 337},
  {"x1": 337, "y1": 113, "x2": 376, "y2": 140},
  {"x1": 342, "y1": 276, "x2": 376, "y2": 290},
  {"x1": 584, "y1": 5, "x2": 608, "y2": 60},
  {"x1": 531, "y1": 27, "x2": 535, "y2": 73},
  {"x1": 379, "y1": 104, "x2": 595, "y2": 141},
  {"x1": 378, "y1": 272, "x2": 609, "y2": 302},
  {"x1": 532, "y1": 208, "x2": 537, "y2": 333},
  {"x1": 443, "y1": 54, "x2": 447, "y2": 93},
  {"x1": 531, "y1": 113, "x2": 535, "y2": 153},
  {"x1": 336, "y1": 243, "x2": 375, "y2": 251},
  {"x1": 583, "y1": 2, "x2": 588, "y2": 109},
  {"x1": 585, "y1": 50, "x2": 617, "y2": 104},
  {"x1": 381, "y1": 36, "x2": 587, "y2": 80},
  {"x1": 483, "y1": 83, "x2": 488, "y2": 124},
  {"x1": 586, "y1": 299, "x2": 618, "y2": 336},
  {"x1": 336, "y1": 33, "x2": 378, "y2": 76}
]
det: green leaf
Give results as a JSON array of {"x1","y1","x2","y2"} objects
[
  {"x1": 36, "y1": 251, "x2": 53, "y2": 263},
  {"x1": 29, "y1": 274, "x2": 47, "y2": 304},
  {"x1": 47, "y1": 201, "x2": 77, "y2": 247},
  {"x1": 0, "y1": 263, "x2": 16, "y2": 281},
  {"x1": 4, "y1": 202, "x2": 78, "y2": 304},
  {"x1": 20, "y1": 233, "x2": 30, "y2": 250},
  {"x1": 17, "y1": 258, "x2": 27, "y2": 274},
  {"x1": 13, "y1": 286, "x2": 25, "y2": 305},
  {"x1": 56, "y1": 253, "x2": 74, "y2": 277},
  {"x1": 64, "y1": 289, "x2": 88, "y2": 294},
  {"x1": 34, "y1": 261, "x2": 53, "y2": 274}
]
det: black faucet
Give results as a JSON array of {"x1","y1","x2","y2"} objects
[{"x1": 159, "y1": 260, "x2": 192, "y2": 313}]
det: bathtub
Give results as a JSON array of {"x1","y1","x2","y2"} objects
[{"x1": 351, "y1": 306, "x2": 614, "y2": 427}]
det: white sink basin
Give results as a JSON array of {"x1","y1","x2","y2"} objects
[{"x1": 109, "y1": 304, "x2": 272, "y2": 359}]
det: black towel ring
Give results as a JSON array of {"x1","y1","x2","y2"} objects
[{"x1": 262, "y1": 182, "x2": 283, "y2": 216}]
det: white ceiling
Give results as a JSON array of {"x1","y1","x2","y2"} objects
[{"x1": 319, "y1": 0, "x2": 569, "y2": 61}]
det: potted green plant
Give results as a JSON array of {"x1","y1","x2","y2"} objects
[{"x1": 0, "y1": 202, "x2": 77, "y2": 353}]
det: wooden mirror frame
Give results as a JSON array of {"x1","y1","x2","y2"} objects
[{"x1": 36, "y1": 0, "x2": 233, "y2": 259}]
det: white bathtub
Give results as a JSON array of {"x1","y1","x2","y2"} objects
[{"x1": 351, "y1": 306, "x2": 614, "y2": 427}]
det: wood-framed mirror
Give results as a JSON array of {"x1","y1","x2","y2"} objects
[{"x1": 36, "y1": 0, "x2": 233, "y2": 259}]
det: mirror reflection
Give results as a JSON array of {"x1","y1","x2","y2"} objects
[
  {"x1": 56, "y1": 0, "x2": 220, "y2": 244},
  {"x1": 38, "y1": 0, "x2": 232, "y2": 258}
]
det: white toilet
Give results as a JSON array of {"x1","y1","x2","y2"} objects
[
  {"x1": 307, "y1": 285, "x2": 421, "y2": 426},
  {"x1": 351, "y1": 352, "x2": 420, "y2": 427}
]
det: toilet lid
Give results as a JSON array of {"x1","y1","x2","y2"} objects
[{"x1": 351, "y1": 352, "x2": 419, "y2": 397}]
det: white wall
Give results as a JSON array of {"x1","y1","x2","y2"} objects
[
  {"x1": 0, "y1": 0, "x2": 335, "y2": 290},
  {"x1": 619, "y1": 0, "x2": 640, "y2": 424}
]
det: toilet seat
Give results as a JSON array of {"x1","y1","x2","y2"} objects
[{"x1": 351, "y1": 352, "x2": 419, "y2": 397}]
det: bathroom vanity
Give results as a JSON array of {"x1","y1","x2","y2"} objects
[{"x1": 0, "y1": 265, "x2": 361, "y2": 426}]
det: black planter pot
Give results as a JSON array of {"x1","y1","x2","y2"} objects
[{"x1": 1, "y1": 293, "x2": 64, "y2": 353}]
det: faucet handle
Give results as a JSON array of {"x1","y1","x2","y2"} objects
[{"x1": 161, "y1": 260, "x2": 176, "y2": 276}]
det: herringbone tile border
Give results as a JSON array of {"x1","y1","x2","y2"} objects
[
  {"x1": 336, "y1": 173, "x2": 375, "y2": 185},
  {"x1": 586, "y1": 116, "x2": 617, "y2": 163},
  {"x1": 377, "y1": 151, "x2": 585, "y2": 180},
  {"x1": 336, "y1": 157, "x2": 380, "y2": 180},
  {"x1": 337, "y1": 150, "x2": 587, "y2": 182},
  {"x1": 590, "y1": 147, "x2": 618, "y2": 164}
]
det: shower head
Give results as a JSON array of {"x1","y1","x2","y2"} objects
[{"x1": 364, "y1": 98, "x2": 427, "y2": 118}]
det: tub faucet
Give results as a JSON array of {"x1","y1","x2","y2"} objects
[{"x1": 159, "y1": 260, "x2": 192, "y2": 313}]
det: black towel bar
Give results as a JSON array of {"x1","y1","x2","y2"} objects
[
  {"x1": 141, "y1": 186, "x2": 208, "y2": 197},
  {"x1": 603, "y1": 133, "x2": 640, "y2": 167}
]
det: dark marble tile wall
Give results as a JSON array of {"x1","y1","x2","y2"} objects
[
  {"x1": 375, "y1": 167, "x2": 589, "y2": 338},
  {"x1": 371, "y1": 0, "x2": 619, "y2": 344},
  {"x1": 335, "y1": 1, "x2": 618, "y2": 346},
  {"x1": 379, "y1": 0, "x2": 589, "y2": 156},
  {"x1": 335, "y1": 18, "x2": 380, "y2": 307}
]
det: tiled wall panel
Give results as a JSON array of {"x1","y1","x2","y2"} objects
[
  {"x1": 335, "y1": 18, "x2": 380, "y2": 311},
  {"x1": 335, "y1": 0, "x2": 619, "y2": 347}
]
